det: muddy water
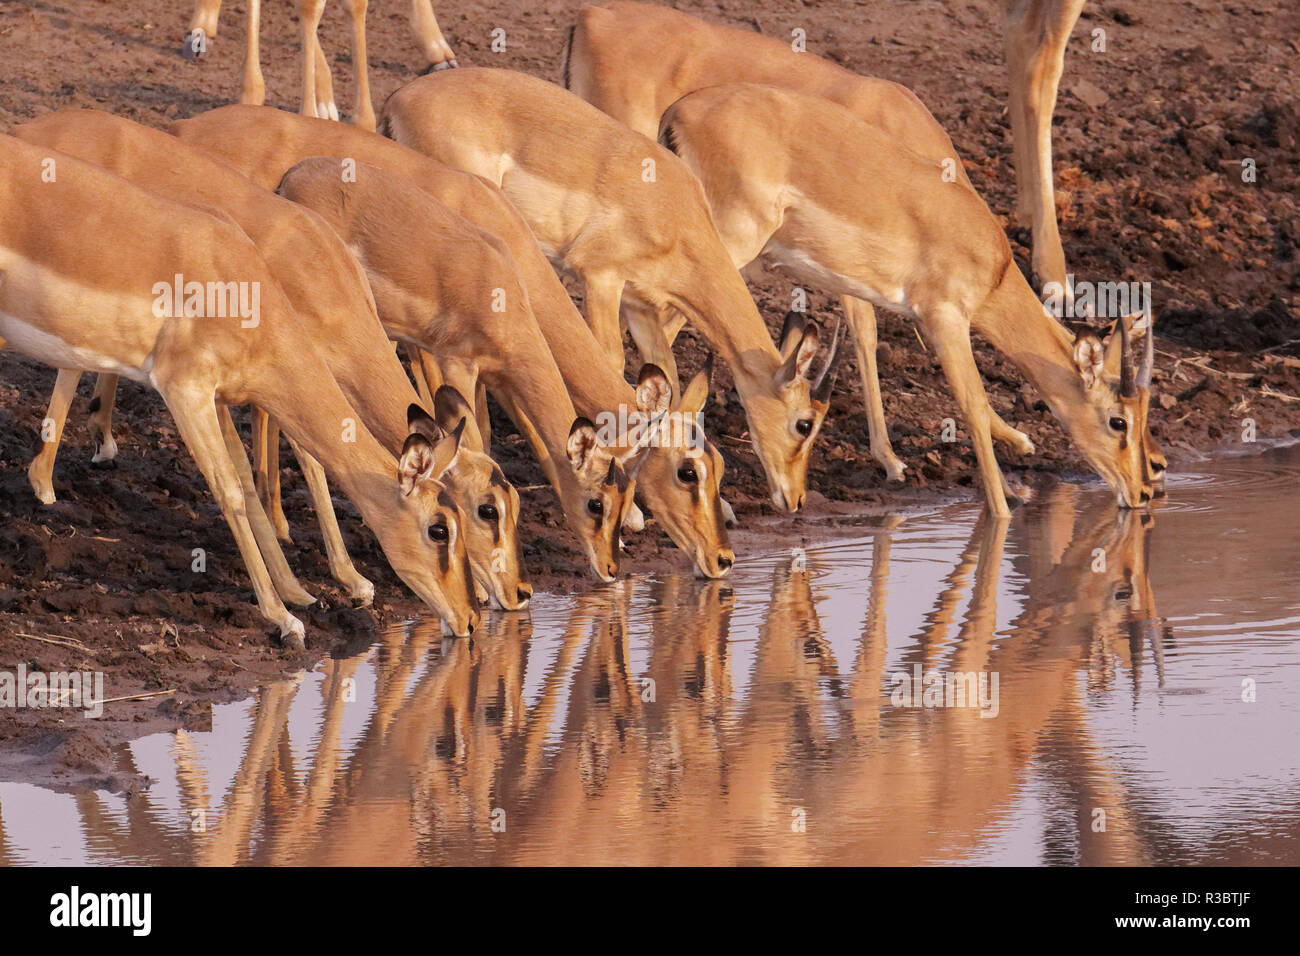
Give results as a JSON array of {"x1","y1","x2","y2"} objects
[{"x1": 3, "y1": 446, "x2": 1299, "y2": 866}]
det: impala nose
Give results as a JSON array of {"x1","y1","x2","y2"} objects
[
  {"x1": 516, "y1": 583, "x2": 533, "y2": 607},
  {"x1": 716, "y1": 551, "x2": 734, "y2": 574}
]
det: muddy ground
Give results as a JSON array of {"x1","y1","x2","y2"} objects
[{"x1": 0, "y1": 0, "x2": 1297, "y2": 788}]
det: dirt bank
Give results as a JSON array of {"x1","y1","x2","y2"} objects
[{"x1": 0, "y1": 0, "x2": 1297, "y2": 787}]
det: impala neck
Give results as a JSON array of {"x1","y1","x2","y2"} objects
[
  {"x1": 482, "y1": 328, "x2": 588, "y2": 499},
  {"x1": 332, "y1": 343, "x2": 423, "y2": 456},
  {"x1": 670, "y1": 252, "x2": 779, "y2": 401},
  {"x1": 532, "y1": 282, "x2": 637, "y2": 423},
  {"x1": 974, "y1": 267, "x2": 1081, "y2": 413},
  {"x1": 252, "y1": 346, "x2": 406, "y2": 533}
]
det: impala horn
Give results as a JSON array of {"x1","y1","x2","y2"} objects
[
  {"x1": 1118, "y1": 317, "x2": 1138, "y2": 399},
  {"x1": 1136, "y1": 313, "x2": 1155, "y2": 391},
  {"x1": 812, "y1": 319, "x2": 843, "y2": 402}
]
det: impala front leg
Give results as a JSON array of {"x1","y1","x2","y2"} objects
[
  {"x1": 284, "y1": 434, "x2": 375, "y2": 606},
  {"x1": 841, "y1": 295, "x2": 905, "y2": 481},
  {"x1": 166, "y1": 390, "x2": 306, "y2": 648},
  {"x1": 1004, "y1": 0, "x2": 1085, "y2": 293},
  {"x1": 240, "y1": 0, "x2": 265, "y2": 105},
  {"x1": 582, "y1": 271, "x2": 628, "y2": 377},
  {"x1": 624, "y1": 300, "x2": 681, "y2": 398},
  {"x1": 920, "y1": 307, "x2": 1011, "y2": 518},
  {"x1": 345, "y1": 0, "x2": 377, "y2": 130},
  {"x1": 410, "y1": 0, "x2": 458, "y2": 71},
  {"x1": 219, "y1": 406, "x2": 316, "y2": 608},
  {"x1": 88, "y1": 373, "x2": 120, "y2": 462},
  {"x1": 299, "y1": 0, "x2": 329, "y2": 120},
  {"x1": 29, "y1": 368, "x2": 80, "y2": 505},
  {"x1": 184, "y1": 0, "x2": 222, "y2": 60},
  {"x1": 252, "y1": 408, "x2": 292, "y2": 542}
]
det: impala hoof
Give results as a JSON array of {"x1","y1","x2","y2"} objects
[
  {"x1": 32, "y1": 485, "x2": 56, "y2": 506},
  {"x1": 880, "y1": 457, "x2": 907, "y2": 482},
  {"x1": 91, "y1": 436, "x2": 118, "y2": 464},
  {"x1": 422, "y1": 58, "x2": 458, "y2": 74},
  {"x1": 182, "y1": 28, "x2": 210, "y2": 61},
  {"x1": 347, "y1": 578, "x2": 375, "y2": 608},
  {"x1": 278, "y1": 615, "x2": 306, "y2": 651}
]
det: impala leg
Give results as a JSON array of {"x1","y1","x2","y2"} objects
[
  {"x1": 166, "y1": 390, "x2": 306, "y2": 647},
  {"x1": 841, "y1": 295, "x2": 905, "y2": 481},
  {"x1": 919, "y1": 307, "x2": 1011, "y2": 518},
  {"x1": 313, "y1": 35, "x2": 339, "y2": 121},
  {"x1": 624, "y1": 301, "x2": 681, "y2": 398},
  {"x1": 262, "y1": 415, "x2": 291, "y2": 543},
  {"x1": 990, "y1": 406, "x2": 1035, "y2": 455},
  {"x1": 345, "y1": 0, "x2": 377, "y2": 130},
  {"x1": 298, "y1": 0, "x2": 328, "y2": 119},
  {"x1": 29, "y1": 368, "x2": 81, "y2": 505},
  {"x1": 218, "y1": 406, "x2": 316, "y2": 608},
  {"x1": 184, "y1": 0, "x2": 222, "y2": 59},
  {"x1": 582, "y1": 272, "x2": 628, "y2": 377},
  {"x1": 663, "y1": 311, "x2": 688, "y2": 346},
  {"x1": 88, "y1": 373, "x2": 120, "y2": 463},
  {"x1": 494, "y1": 391, "x2": 562, "y2": 494},
  {"x1": 474, "y1": 380, "x2": 491, "y2": 449},
  {"x1": 284, "y1": 434, "x2": 375, "y2": 606},
  {"x1": 239, "y1": 0, "x2": 266, "y2": 105},
  {"x1": 1004, "y1": 0, "x2": 1084, "y2": 293},
  {"x1": 410, "y1": 0, "x2": 458, "y2": 71}
]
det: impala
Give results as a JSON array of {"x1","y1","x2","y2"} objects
[
  {"x1": 653, "y1": 84, "x2": 1155, "y2": 515},
  {"x1": 12, "y1": 109, "x2": 534, "y2": 612},
  {"x1": 170, "y1": 105, "x2": 735, "y2": 577},
  {"x1": 564, "y1": 1, "x2": 1163, "y2": 489},
  {"x1": 569, "y1": 0, "x2": 1088, "y2": 315},
  {"x1": 380, "y1": 68, "x2": 840, "y2": 514},
  {"x1": 182, "y1": 0, "x2": 458, "y2": 129},
  {"x1": 276, "y1": 155, "x2": 640, "y2": 582},
  {"x1": 0, "y1": 133, "x2": 479, "y2": 642}
]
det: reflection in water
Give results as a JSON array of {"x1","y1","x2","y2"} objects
[{"x1": 3, "y1": 447, "x2": 1299, "y2": 865}]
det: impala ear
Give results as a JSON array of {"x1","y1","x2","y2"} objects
[
  {"x1": 398, "y1": 433, "x2": 438, "y2": 497},
  {"x1": 778, "y1": 311, "x2": 804, "y2": 358},
  {"x1": 1073, "y1": 332, "x2": 1106, "y2": 391},
  {"x1": 635, "y1": 364, "x2": 672, "y2": 418},
  {"x1": 431, "y1": 417, "x2": 465, "y2": 478},
  {"x1": 677, "y1": 353, "x2": 712, "y2": 417},
  {"x1": 1102, "y1": 313, "x2": 1147, "y2": 381},
  {"x1": 432, "y1": 385, "x2": 475, "y2": 435},
  {"x1": 407, "y1": 402, "x2": 444, "y2": 444},
  {"x1": 567, "y1": 417, "x2": 600, "y2": 472},
  {"x1": 775, "y1": 325, "x2": 819, "y2": 388}
]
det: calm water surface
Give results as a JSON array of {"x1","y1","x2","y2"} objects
[{"x1": 3, "y1": 445, "x2": 1299, "y2": 865}]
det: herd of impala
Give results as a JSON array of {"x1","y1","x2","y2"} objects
[{"x1": 0, "y1": 2, "x2": 1166, "y2": 647}]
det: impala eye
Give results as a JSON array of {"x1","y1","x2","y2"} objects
[
  {"x1": 477, "y1": 504, "x2": 499, "y2": 521},
  {"x1": 795, "y1": 419, "x2": 813, "y2": 437},
  {"x1": 427, "y1": 521, "x2": 449, "y2": 542},
  {"x1": 1108, "y1": 416, "x2": 1127, "y2": 433},
  {"x1": 677, "y1": 466, "x2": 698, "y2": 483},
  {"x1": 587, "y1": 499, "x2": 604, "y2": 517}
]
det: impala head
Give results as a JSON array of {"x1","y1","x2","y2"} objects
[
  {"x1": 566, "y1": 418, "x2": 638, "y2": 584},
  {"x1": 393, "y1": 410, "x2": 481, "y2": 636},
  {"x1": 423, "y1": 389, "x2": 532, "y2": 611},
  {"x1": 625, "y1": 361, "x2": 734, "y2": 579},
  {"x1": 741, "y1": 314, "x2": 842, "y2": 513},
  {"x1": 1066, "y1": 312, "x2": 1158, "y2": 509}
]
